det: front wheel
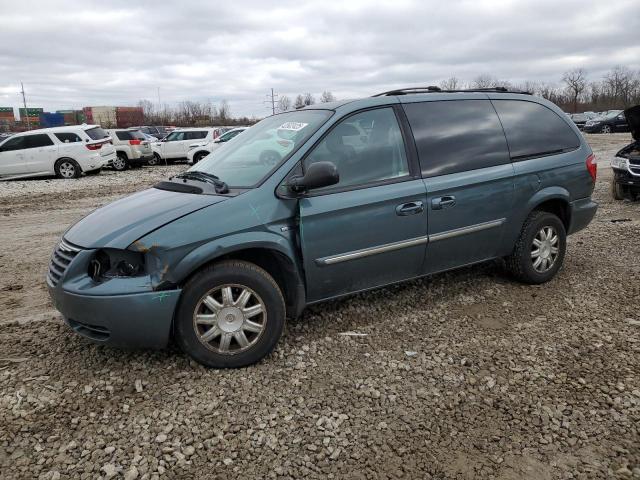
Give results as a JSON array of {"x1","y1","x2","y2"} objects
[
  {"x1": 148, "y1": 153, "x2": 161, "y2": 166},
  {"x1": 611, "y1": 179, "x2": 625, "y2": 200},
  {"x1": 600, "y1": 125, "x2": 612, "y2": 134},
  {"x1": 505, "y1": 211, "x2": 567, "y2": 284},
  {"x1": 174, "y1": 260, "x2": 286, "y2": 368}
]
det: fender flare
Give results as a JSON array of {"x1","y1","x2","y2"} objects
[{"x1": 170, "y1": 231, "x2": 300, "y2": 285}]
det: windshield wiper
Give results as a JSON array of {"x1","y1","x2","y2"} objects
[{"x1": 173, "y1": 171, "x2": 229, "y2": 194}]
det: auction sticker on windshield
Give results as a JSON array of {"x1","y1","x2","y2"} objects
[{"x1": 278, "y1": 122, "x2": 308, "y2": 131}]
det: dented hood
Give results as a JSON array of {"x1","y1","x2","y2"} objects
[
  {"x1": 625, "y1": 105, "x2": 640, "y2": 141},
  {"x1": 64, "y1": 187, "x2": 227, "y2": 249}
]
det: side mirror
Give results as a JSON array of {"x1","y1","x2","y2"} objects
[{"x1": 289, "y1": 161, "x2": 339, "y2": 193}]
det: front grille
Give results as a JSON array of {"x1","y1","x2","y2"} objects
[{"x1": 48, "y1": 239, "x2": 82, "y2": 286}]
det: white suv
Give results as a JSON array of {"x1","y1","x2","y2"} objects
[
  {"x1": 186, "y1": 127, "x2": 248, "y2": 164},
  {"x1": 0, "y1": 125, "x2": 115, "y2": 180},
  {"x1": 105, "y1": 129, "x2": 154, "y2": 170},
  {"x1": 151, "y1": 128, "x2": 221, "y2": 164}
]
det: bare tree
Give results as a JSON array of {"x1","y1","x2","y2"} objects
[
  {"x1": 320, "y1": 91, "x2": 336, "y2": 103},
  {"x1": 278, "y1": 96, "x2": 291, "y2": 112},
  {"x1": 440, "y1": 77, "x2": 461, "y2": 90},
  {"x1": 303, "y1": 93, "x2": 315, "y2": 106},
  {"x1": 294, "y1": 95, "x2": 305, "y2": 109},
  {"x1": 562, "y1": 68, "x2": 587, "y2": 113},
  {"x1": 472, "y1": 74, "x2": 498, "y2": 89},
  {"x1": 218, "y1": 100, "x2": 231, "y2": 123}
]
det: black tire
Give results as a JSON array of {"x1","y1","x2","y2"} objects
[
  {"x1": 611, "y1": 179, "x2": 625, "y2": 200},
  {"x1": 193, "y1": 151, "x2": 208, "y2": 164},
  {"x1": 113, "y1": 152, "x2": 129, "y2": 171},
  {"x1": 84, "y1": 168, "x2": 102, "y2": 176},
  {"x1": 600, "y1": 124, "x2": 612, "y2": 134},
  {"x1": 148, "y1": 153, "x2": 161, "y2": 166},
  {"x1": 505, "y1": 211, "x2": 567, "y2": 285},
  {"x1": 174, "y1": 260, "x2": 285, "y2": 368},
  {"x1": 54, "y1": 158, "x2": 81, "y2": 179}
]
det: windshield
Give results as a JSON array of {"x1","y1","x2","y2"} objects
[
  {"x1": 602, "y1": 110, "x2": 622, "y2": 120},
  {"x1": 190, "y1": 110, "x2": 332, "y2": 188}
]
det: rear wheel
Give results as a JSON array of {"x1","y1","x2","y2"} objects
[
  {"x1": 113, "y1": 153, "x2": 128, "y2": 171},
  {"x1": 505, "y1": 211, "x2": 566, "y2": 284},
  {"x1": 193, "y1": 151, "x2": 208, "y2": 164},
  {"x1": 55, "y1": 158, "x2": 81, "y2": 179},
  {"x1": 174, "y1": 260, "x2": 286, "y2": 368},
  {"x1": 611, "y1": 179, "x2": 625, "y2": 200}
]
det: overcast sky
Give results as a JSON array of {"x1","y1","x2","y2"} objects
[{"x1": 0, "y1": 0, "x2": 639, "y2": 117}]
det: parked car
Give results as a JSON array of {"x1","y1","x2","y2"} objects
[
  {"x1": 568, "y1": 113, "x2": 589, "y2": 130},
  {"x1": 583, "y1": 110, "x2": 629, "y2": 133},
  {"x1": 0, "y1": 125, "x2": 114, "y2": 180},
  {"x1": 610, "y1": 105, "x2": 640, "y2": 200},
  {"x1": 150, "y1": 128, "x2": 218, "y2": 164},
  {"x1": 47, "y1": 89, "x2": 598, "y2": 368},
  {"x1": 105, "y1": 129, "x2": 155, "y2": 170},
  {"x1": 186, "y1": 127, "x2": 248, "y2": 164}
]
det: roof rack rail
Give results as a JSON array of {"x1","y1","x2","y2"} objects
[{"x1": 372, "y1": 86, "x2": 531, "y2": 97}]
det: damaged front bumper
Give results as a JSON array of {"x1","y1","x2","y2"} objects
[{"x1": 47, "y1": 242, "x2": 181, "y2": 349}]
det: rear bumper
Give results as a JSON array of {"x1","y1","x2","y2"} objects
[
  {"x1": 568, "y1": 197, "x2": 598, "y2": 234},
  {"x1": 47, "y1": 281, "x2": 180, "y2": 349},
  {"x1": 129, "y1": 154, "x2": 154, "y2": 166}
]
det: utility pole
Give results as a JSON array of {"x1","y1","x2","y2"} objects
[
  {"x1": 20, "y1": 82, "x2": 31, "y2": 131},
  {"x1": 264, "y1": 88, "x2": 278, "y2": 115}
]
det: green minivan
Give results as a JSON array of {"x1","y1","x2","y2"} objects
[{"x1": 47, "y1": 87, "x2": 598, "y2": 368}]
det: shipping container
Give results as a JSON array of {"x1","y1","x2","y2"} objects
[
  {"x1": 116, "y1": 107, "x2": 144, "y2": 128},
  {"x1": 83, "y1": 107, "x2": 93, "y2": 124},
  {"x1": 84, "y1": 106, "x2": 117, "y2": 127},
  {"x1": 39, "y1": 112, "x2": 64, "y2": 128},
  {"x1": 19, "y1": 107, "x2": 43, "y2": 118}
]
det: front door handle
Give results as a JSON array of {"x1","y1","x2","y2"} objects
[
  {"x1": 396, "y1": 201, "x2": 424, "y2": 216},
  {"x1": 432, "y1": 195, "x2": 456, "y2": 210}
]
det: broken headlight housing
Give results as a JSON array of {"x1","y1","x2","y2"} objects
[{"x1": 89, "y1": 249, "x2": 146, "y2": 281}]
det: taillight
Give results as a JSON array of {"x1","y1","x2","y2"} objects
[
  {"x1": 129, "y1": 139, "x2": 142, "y2": 145},
  {"x1": 86, "y1": 143, "x2": 102, "y2": 151},
  {"x1": 586, "y1": 153, "x2": 597, "y2": 182}
]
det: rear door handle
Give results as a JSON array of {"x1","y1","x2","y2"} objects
[
  {"x1": 396, "y1": 201, "x2": 424, "y2": 216},
  {"x1": 432, "y1": 195, "x2": 456, "y2": 210}
]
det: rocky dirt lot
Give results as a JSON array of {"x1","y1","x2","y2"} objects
[{"x1": 0, "y1": 134, "x2": 639, "y2": 479}]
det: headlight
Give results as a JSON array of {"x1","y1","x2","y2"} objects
[
  {"x1": 611, "y1": 157, "x2": 628, "y2": 170},
  {"x1": 89, "y1": 249, "x2": 145, "y2": 281}
]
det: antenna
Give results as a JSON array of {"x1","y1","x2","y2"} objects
[{"x1": 20, "y1": 82, "x2": 31, "y2": 131}]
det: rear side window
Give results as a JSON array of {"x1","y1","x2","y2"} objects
[
  {"x1": 492, "y1": 100, "x2": 580, "y2": 160},
  {"x1": 0, "y1": 136, "x2": 26, "y2": 151},
  {"x1": 55, "y1": 132, "x2": 82, "y2": 143},
  {"x1": 186, "y1": 131, "x2": 208, "y2": 140},
  {"x1": 115, "y1": 131, "x2": 133, "y2": 141},
  {"x1": 25, "y1": 134, "x2": 54, "y2": 148},
  {"x1": 85, "y1": 127, "x2": 108, "y2": 141},
  {"x1": 403, "y1": 100, "x2": 510, "y2": 177},
  {"x1": 129, "y1": 130, "x2": 146, "y2": 140}
]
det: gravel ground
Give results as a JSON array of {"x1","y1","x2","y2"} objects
[{"x1": 0, "y1": 134, "x2": 638, "y2": 479}]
